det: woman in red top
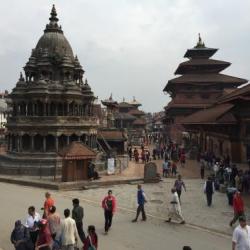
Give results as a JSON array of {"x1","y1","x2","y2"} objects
[
  {"x1": 230, "y1": 191, "x2": 245, "y2": 226},
  {"x1": 83, "y1": 225, "x2": 98, "y2": 250},
  {"x1": 35, "y1": 219, "x2": 52, "y2": 250}
]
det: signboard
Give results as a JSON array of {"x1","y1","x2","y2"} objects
[{"x1": 107, "y1": 158, "x2": 115, "y2": 175}]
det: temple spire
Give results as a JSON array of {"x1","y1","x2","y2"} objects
[
  {"x1": 44, "y1": 5, "x2": 62, "y2": 33},
  {"x1": 195, "y1": 33, "x2": 205, "y2": 48},
  {"x1": 49, "y1": 5, "x2": 58, "y2": 22}
]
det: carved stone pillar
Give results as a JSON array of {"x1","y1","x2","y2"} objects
[
  {"x1": 9, "y1": 135, "x2": 13, "y2": 151},
  {"x1": 19, "y1": 135, "x2": 23, "y2": 152},
  {"x1": 55, "y1": 104, "x2": 58, "y2": 116},
  {"x1": 31, "y1": 135, "x2": 34, "y2": 151},
  {"x1": 43, "y1": 103, "x2": 46, "y2": 116},
  {"x1": 32, "y1": 103, "x2": 35, "y2": 116},
  {"x1": 43, "y1": 136, "x2": 46, "y2": 152},
  {"x1": 67, "y1": 103, "x2": 69, "y2": 115},
  {"x1": 55, "y1": 136, "x2": 59, "y2": 152}
]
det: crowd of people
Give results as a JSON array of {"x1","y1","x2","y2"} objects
[
  {"x1": 10, "y1": 185, "x2": 193, "y2": 250},
  {"x1": 199, "y1": 151, "x2": 250, "y2": 194},
  {"x1": 11, "y1": 192, "x2": 100, "y2": 250},
  {"x1": 10, "y1": 141, "x2": 250, "y2": 249}
]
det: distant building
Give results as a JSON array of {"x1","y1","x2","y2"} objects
[{"x1": 101, "y1": 95, "x2": 147, "y2": 146}]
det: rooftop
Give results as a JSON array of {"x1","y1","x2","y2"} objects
[{"x1": 59, "y1": 141, "x2": 96, "y2": 160}]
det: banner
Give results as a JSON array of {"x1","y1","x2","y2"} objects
[{"x1": 107, "y1": 158, "x2": 115, "y2": 175}]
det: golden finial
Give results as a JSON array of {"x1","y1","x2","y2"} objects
[{"x1": 195, "y1": 33, "x2": 205, "y2": 48}]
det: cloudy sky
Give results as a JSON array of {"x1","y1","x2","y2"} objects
[{"x1": 0, "y1": 0, "x2": 249, "y2": 112}]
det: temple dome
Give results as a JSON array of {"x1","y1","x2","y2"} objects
[
  {"x1": 33, "y1": 5, "x2": 74, "y2": 62},
  {"x1": 35, "y1": 32, "x2": 74, "y2": 61}
]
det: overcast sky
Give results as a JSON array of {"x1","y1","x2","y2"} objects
[{"x1": 0, "y1": 0, "x2": 249, "y2": 112}]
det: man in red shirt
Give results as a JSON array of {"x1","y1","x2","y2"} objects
[
  {"x1": 102, "y1": 190, "x2": 117, "y2": 234},
  {"x1": 43, "y1": 192, "x2": 55, "y2": 218},
  {"x1": 230, "y1": 191, "x2": 245, "y2": 227}
]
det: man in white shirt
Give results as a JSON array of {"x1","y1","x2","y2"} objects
[
  {"x1": 165, "y1": 188, "x2": 185, "y2": 224},
  {"x1": 232, "y1": 215, "x2": 250, "y2": 250},
  {"x1": 25, "y1": 206, "x2": 41, "y2": 245},
  {"x1": 57, "y1": 208, "x2": 79, "y2": 250}
]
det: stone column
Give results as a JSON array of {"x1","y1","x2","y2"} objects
[
  {"x1": 19, "y1": 135, "x2": 23, "y2": 152},
  {"x1": 31, "y1": 135, "x2": 34, "y2": 151},
  {"x1": 93, "y1": 135, "x2": 97, "y2": 149},
  {"x1": 32, "y1": 103, "x2": 35, "y2": 116},
  {"x1": 85, "y1": 135, "x2": 89, "y2": 145},
  {"x1": 55, "y1": 136, "x2": 59, "y2": 152},
  {"x1": 89, "y1": 134, "x2": 93, "y2": 148},
  {"x1": 43, "y1": 103, "x2": 46, "y2": 116},
  {"x1": 43, "y1": 136, "x2": 46, "y2": 152},
  {"x1": 66, "y1": 136, "x2": 70, "y2": 145},
  {"x1": 25, "y1": 103, "x2": 28, "y2": 116},
  {"x1": 47, "y1": 103, "x2": 50, "y2": 116},
  {"x1": 9, "y1": 135, "x2": 13, "y2": 151},
  {"x1": 67, "y1": 103, "x2": 70, "y2": 115},
  {"x1": 55, "y1": 104, "x2": 58, "y2": 116}
]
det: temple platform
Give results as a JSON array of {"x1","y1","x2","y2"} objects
[{"x1": 0, "y1": 152, "x2": 62, "y2": 176}]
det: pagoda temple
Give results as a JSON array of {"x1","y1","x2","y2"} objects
[
  {"x1": 163, "y1": 34, "x2": 247, "y2": 143},
  {"x1": 0, "y1": 6, "x2": 98, "y2": 175},
  {"x1": 181, "y1": 83, "x2": 250, "y2": 163}
]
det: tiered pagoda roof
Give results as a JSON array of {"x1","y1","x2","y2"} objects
[
  {"x1": 163, "y1": 34, "x2": 247, "y2": 94},
  {"x1": 101, "y1": 94, "x2": 118, "y2": 108}
]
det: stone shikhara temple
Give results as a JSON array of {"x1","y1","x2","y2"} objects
[{"x1": 0, "y1": 5, "x2": 98, "y2": 175}]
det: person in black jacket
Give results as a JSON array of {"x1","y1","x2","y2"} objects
[
  {"x1": 204, "y1": 176, "x2": 215, "y2": 206},
  {"x1": 72, "y1": 198, "x2": 85, "y2": 243}
]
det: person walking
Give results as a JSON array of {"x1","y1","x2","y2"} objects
[
  {"x1": 83, "y1": 225, "x2": 98, "y2": 250},
  {"x1": 232, "y1": 215, "x2": 250, "y2": 250},
  {"x1": 102, "y1": 190, "x2": 117, "y2": 234},
  {"x1": 200, "y1": 158, "x2": 205, "y2": 179},
  {"x1": 174, "y1": 175, "x2": 186, "y2": 203},
  {"x1": 11, "y1": 220, "x2": 33, "y2": 250},
  {"x1": 230, "y1": 191, "x2": 245, "y2": 227},
  {"x1": 25, "y1": 206, "x2": 41, "y2": 246},
  {"x1": 132, "y1": 184, "x2": 147, "y2": 222},
  {"x1": 56, "y1": 209, "x2": 78, "y2": 250},
  {"x1": 43, "y1": 192, "x2": 55, "y2": 218},
  {"x1": 162, "y1": 159, "x2": 169, "y2": 178},
  {"x1": 128, "y1": 147, "x2": 132, "y2": 161},
  {"x1": 179, "y1": 152, "x2": 186, "y2": 168},
  {"x1": 171, "y1": 161, "x2": 177, "y2": 177},
  {"x1": 35, "y1": 219, "x2": 52, "y2": 250},
  {"x1": 165, "y1": 188, "x2": 185, "y2": 224},
  {"x1": 72, "y1": 198, "x2": 85, "y2": 243},
  {"x1": 134, "y1": 148, "x2": 139, "y2": 163},
  {"x1": 47, "y1": 206, "x2": 60, "y2": 240},
  {"x1": 204, "y1": 176, "x2": 215, "y2": 206}
]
